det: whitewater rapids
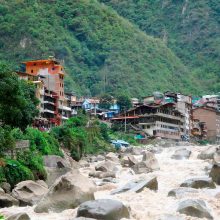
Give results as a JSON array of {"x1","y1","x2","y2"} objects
[{"x1": 1, "y1": 144, "x2": 220, "y2": 220}]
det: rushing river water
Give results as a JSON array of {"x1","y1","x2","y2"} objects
[{"x1": 1, "y1": 145, "x2": 220, "y2": 220}]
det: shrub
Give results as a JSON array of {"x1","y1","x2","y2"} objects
[
  {"x1": 3, "y1": 159, "x2": 34, "y2": 187},
  {"x1": 17, "y1": 150, "x2": 47, "y2": 180}
]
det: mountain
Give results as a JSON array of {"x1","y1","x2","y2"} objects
[
  {"x1": 100, "y1": 0, "x2": 220, "y2": 93},
  {"x1": 0, "y1": 0, "x2": 208, "y2": 97}
]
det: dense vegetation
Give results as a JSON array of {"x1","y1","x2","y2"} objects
[
  {"x1": 100, "y1": 0, "x2": 220, "y2": 93},
  {"x1": 0, "y1": 0, "x2": 205, "y2": 97}
]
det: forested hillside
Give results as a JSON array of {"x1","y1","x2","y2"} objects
[
  {"x1": 0, "y1": 0, "x2": 216, "y2": 97},
  {"x1": 100, "y1": 0, "x2": 220, "y2": 93}
]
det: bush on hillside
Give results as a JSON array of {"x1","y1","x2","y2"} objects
[{"x1": 3, "y1": 159, "x2": 34, "y2": 187}]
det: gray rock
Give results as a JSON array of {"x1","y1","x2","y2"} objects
[
  {"x1": 12, "y1": 180, "x2": 48, "y2": 206},
  {"x1": 171, "y1": 148, "x2": 191, "y2": 160},
  {"x1": 106, "y1": 152, "x2": 119, "y2": 163},
  {"x1": 209, "y1": 164, "x2": 220, "y2": 185},
  {"x1": 0, "y1": 182, "x2": 11, "y2": 193},
  {"x1": 177, "y1": 199, "x2": 213, "y2": 219},
  {"x1": 96, "y1": 155, "x2": 105, "y2": 161},
  {"x1": 79, "y1": 160, "x2": 90, "y2": 168},
  {"x1": 77, "y1": 199, "x2": 129, "y2": 220},
  {"x1": 121, "y1": 155, "x2": 138, "y2": 167},
  {"x1": 89, "y1": 171, "x2": 116, "y2": 179},
  {"x1": 180, "y1": 177, "x2": 216, "y2": 189},
  {"x1": 168, "y1": 187, "x2": 198, "y2": 197},
  {"x1": 111, "y1": 176, "x2": 157, "y2": 195},
  {"x1": 43, "y1": 155, "x2": 71, "y2": 168},
  {"x1": 73, "y1": 218, "x2": 96, "y2": 220},
  {"x1": 132, "y1": 147, "x2": 143, "y2": 155},
  {"x1": 6, "y1": 212, "x2": 30, "y2": 220},
  {"x1": 95, "y1": 160, "x2": 117, "y2": 173},
  {"x1": 36, "y1": 180, "x2": 48, "y2": 189},
  {"x1": 197, "y1": 146, "x2": 219, "y2": 160},
  {"x1": 35, "y1": 170, "x2": 96, "y2": 213},
  {"x1": 0, "y1": 192, "x2": 19, "y2": 207}
]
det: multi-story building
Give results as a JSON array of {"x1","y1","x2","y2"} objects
[
  {"x1": 112, "y1": 103, "x2": 184, "y2": 140},
  {"x1": 17, "y1": 58, "x2": 72, "y2": 128},
  {"x1": 193, "y1": 107, "x2": 220, "y2": 143}
]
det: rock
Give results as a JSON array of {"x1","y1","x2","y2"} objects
[
  {"x1": 43, "y1": 155, "x2": 71, "y2": 168},
  {"x1": 209, "y1": 164, "x2": 220, "y2": 185},
  {"x1": 95, "y1": 160, "x2": 117, "y2": 173},
  {"x1": 12, "y1": 180, "x2": 48, "y2": 206},
  {"x1": 79, "y1": 160, "x2": 90, "y2": 168},
  {"x1": 44, "y1": 155, "x2": 72, "y2": 187},
  {"x1": 171, "y1": 148, "x2": 191, "y2": 160},
  {"x1": 121, "y1": 155, "x2": 138, "y2": 167},
  {"x1": 0, "y1": 182, "x2": 11, "y2": 193},
  {"x1": 177, "y1": 199, "x2": 213, "y2": 219},
  {"x1": 149, "y1": 147, "x2": 163, "y2": 154},
  {"x1": 168, "y1": 187, "x2": 198, "y2": 198},
  {"x1": 0, "y1": 192, "x2": 19, "y2": 207},
  {"x1": 131, "y1": 152, "x2": 159, "y2": 174},
  {"x1": 36, "y1": 180, "x2": 48, "y2": 188},
  {"x1": 89, "y1": 171, "x2": 116, "y2": 179},
  {"x1": 180, "y1": 177, "x2": 216, "y2": 189},
  {"x1": 35, "y1": 170, "x2": 96, "y2": 213},
  {"x1": 111, "y1": 176, "x2": 158, "y2": 195},
  {"x1": 77, "y1": 199, "x2": 130, "y2": 220},
  {"x1": 73, "y1": 218, "x2": 96, "y2": 220},
  {"x1": 105, "y1": 152, "x2": 119, "y2": 163},
  {"x1": 132, "y1": 147, "x2": 143, "y2": 155},
  {"x1": 0, "y1": 187, "x2": 4, "y2": 193},
  {"x1": 158, "y1": 214, "x2": 184, "y2": 220},
  {"x1": 6, "y1": 212, "x2": 30, "y2": 220},
  {"x1": 97, "y1": 155, "x2": 105, "y2": 161},
  {"x1": 197, "y1": 146, "x2": 219, "y2": 160}
]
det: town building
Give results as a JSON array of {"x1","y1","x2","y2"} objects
[
  {"x1": 112, "y1": 103, "x2": 184, "y2": 140},
  {"x1": 193, "y1": 107, "x2": 220, "y2": 143}
]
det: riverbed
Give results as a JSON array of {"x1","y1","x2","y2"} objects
[{"x1": 1, "y1": 144, "x2": 220, "y2": 220}]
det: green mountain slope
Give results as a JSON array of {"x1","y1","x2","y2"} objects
[
  {"x1": 0, "y1": 0, "x2": 201, "y2": 97},
  {"x1": 100, "y1": 0, "x2": 220, "y2": 93}
]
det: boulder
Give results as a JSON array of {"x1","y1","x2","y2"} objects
[
  {"x1": 43, "y1": 155, "x2": 72, "y2": 187},
  {"x1": 132, "y1": 147, "x2": 143, "y2": 155},
  {"x1": 43, "y1": 155, "x2": 71, "y2": 168},
  {"x1": 111, "y1": 177, "x2": 158, "y2": 195},
  {"x1": 121, "y1": 155, "x2": 138, "y2": 167},
  {"x1": 0, "y1": 192, "x2": 19, "y2": 207},
  {"x1": 77, "y1": 199, "x2": 129, "y2": 220},
  {"x1": 209, "y1": 164, "x2": 220, "y2": 185},
  {"x1": 97, "y1": 155, "x2": 105, "y2": 161},
  {"x1": 197, "y1": 146, "x2": 219, "y2": 160},
  {"x1": 171, "y1": 148, "x2": 191, "y2": 160},
  {"x1": 0, "y1": 182, "x2": 11, "y2": 193},
  {"x1": 79, "y1": 160, "x2": 90, "y2": 168},
  {"x1": 36, "y1": 180, "x2": 48, "y2": 189},
  {"x1": 0, "y1": 187, "x2": 4, "y2": 193},
  {"x1": 168, "y1": 187, "x2": 198, "y2": 198},
  {"x1": 89, "y1": 171, "x2": 116, "y2": 179},
  {"x1": 177, "y1": 199, "x2": 213, "y2": 219},
  {"x1": 6, "y1": 212, "x2": 30, "y2": 220},
  {"x1": 95, "y1": 160, "x2": 117, "y2": 173},
  {"x1": 105, "y1": 152, "x2": 119, "y2": 163},
  {"x1": 12, "y1": 180, "x2": 48, "y2": 206},
  {"x1": 131, "y1": 152, "x2": 159, "y2": 174},
  {"x1": 35, "y1": 170, "x2": 96, "y2": 213},
  {"x1": 180, "y1": 177, "x2": 216, "y2": 189}
]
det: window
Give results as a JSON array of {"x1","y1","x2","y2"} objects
[
  {"x1": 52, "y1": 67, "x2": 55, "y2": 71},
  {"x1": 34, "y1": 63, "x2": 36, "y2": 66},
  {"x1": 31, "y1": 70, "x2": 33, "y2": 73}
]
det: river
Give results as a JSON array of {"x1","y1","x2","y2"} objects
[{"x1": 1, "y1": 144, "x2": 220, "y2": 220}]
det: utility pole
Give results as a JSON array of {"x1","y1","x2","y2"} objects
[{"x1": 124, "y1": 108, "x2": 127, "y2": 133}]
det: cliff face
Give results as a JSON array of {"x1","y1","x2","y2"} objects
[{"x1": 0, "y1": 0, "x2": 218, "y2": 96}]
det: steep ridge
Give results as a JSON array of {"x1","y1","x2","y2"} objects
[
  {"x1": 100, "y1": 0, "x2": 220, "y2": 93},
  {"x1": 0, "y1": 0, "x2": 201, "y2": 96}
]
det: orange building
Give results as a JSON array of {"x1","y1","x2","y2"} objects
[{"x1": 22, "y1": 58, "x2": 65, "y2": 101}]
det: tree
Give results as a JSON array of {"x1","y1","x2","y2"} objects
[
  {"x1": 116, "y1": 94, "x2": 132, "y2": 112},
  {"x1": 0, "y1": 63, "x2": 39, "y2": 130},
  {"x1": 99, "y1": 93, "x2": 113, "y2": 110}
]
